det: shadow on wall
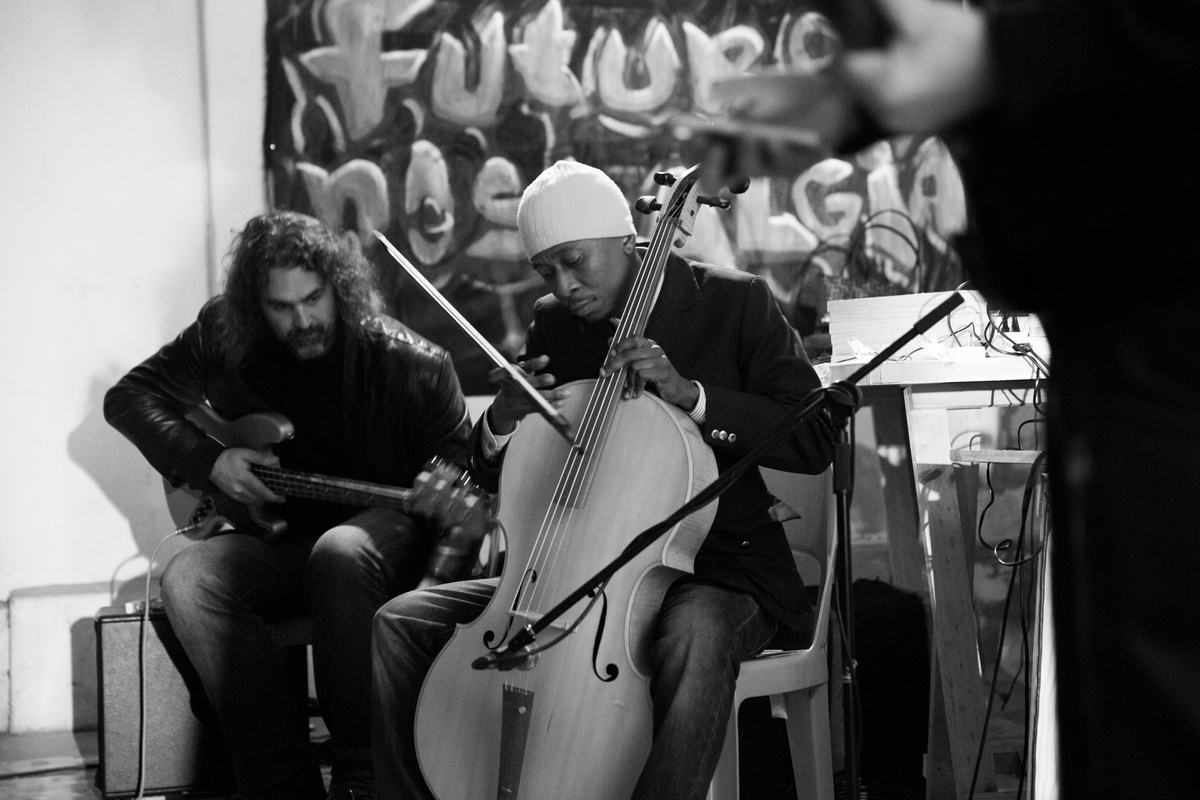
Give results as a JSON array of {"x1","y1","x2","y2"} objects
[
  {"x1": 70, "y1": 616, "x2": 98, "y2": 734},
  {"x1": 67, "y1": 375, "x2": 193, "y2": 593},
  {"x1": 61, "y1": 375, "x2": 194, "y2": 734}
]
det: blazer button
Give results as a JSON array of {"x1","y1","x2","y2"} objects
[
  {"x1": 728, "y1": 433, "x2": 737, "y2": 443},
  {"x1": 710, "y1": 429, "x2": 720, "y2": 440},
  {"x1": 719, "y1": 431, "x2": 728, "y2": 440},
  {"x1": 741, "y1": 540, "x2": 750, "y2": 547}
]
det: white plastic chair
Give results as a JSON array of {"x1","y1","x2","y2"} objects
[{"x1": 709, "y1": 467, "x2": 837, "y2": 800}]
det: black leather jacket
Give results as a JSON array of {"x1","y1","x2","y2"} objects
[{"x1": 105, "y1": 297, "x2": 472, "y2": 502}]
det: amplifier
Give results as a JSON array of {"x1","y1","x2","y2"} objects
[{"x1": 93, "y1": 605, "x2": 236, "y2": 799}]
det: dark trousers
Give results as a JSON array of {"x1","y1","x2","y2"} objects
[
  {"x1": 371, "y1": 578, "x2": 778, "y2": 800},
  {"x1": 161, "y1": 507, "x2": 428, "y2": 794}
]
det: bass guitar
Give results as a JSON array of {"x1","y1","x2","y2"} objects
[{"x1": 168, "y1": 405, "x2": 496, "y2": 585}]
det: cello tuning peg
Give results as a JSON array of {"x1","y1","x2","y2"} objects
[
  {"x1": 653, "y1": 171, "x2": 676, "y2": 187},
  {"x1": 635, "y1": 196, "x2": 662, "y2": 214},
  {"x1": 727, "y1": 175, "x2": 751, "y2": 195},
  {"x1": 697, "y1": 195, "x2": 731, "y2": 210}
]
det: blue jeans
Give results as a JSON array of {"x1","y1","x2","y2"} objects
[
  {"x1": 161, "y1": 507, "x2": 429, "y2": 795},
  {"x1": 371, "y1": 577, "x2": 777, "y2": 800}
]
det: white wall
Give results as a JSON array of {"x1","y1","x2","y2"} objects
[{"x1": 0, "y1": 0, "x2": 265, "y2": 730}]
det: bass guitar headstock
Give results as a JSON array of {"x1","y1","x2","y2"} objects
[{"x1": 413, "y1": 458, "x2": 498, "y2": 586}]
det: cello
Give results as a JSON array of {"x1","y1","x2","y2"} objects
[{"x1": 412, "y1": 166, "x2": 726, "y2": 799}]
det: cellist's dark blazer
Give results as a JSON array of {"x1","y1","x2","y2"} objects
[{"x1": 471, "y1": 250, "x2": 835, "y2": 631}]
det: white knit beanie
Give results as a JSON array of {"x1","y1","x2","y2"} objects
[{"x1": 517, "y1": 160, "x2": 636, "y2": 258}]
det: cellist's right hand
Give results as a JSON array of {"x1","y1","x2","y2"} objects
[{"x1": 486, "y1": 355, "x2": 568, "y2": 435}]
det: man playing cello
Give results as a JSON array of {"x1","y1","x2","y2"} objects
[{"x1": 371, "y1": 160, "x2": 835, "y2": 800}]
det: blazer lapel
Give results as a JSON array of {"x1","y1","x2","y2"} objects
[{"x1": 646, "y1": 254, "x2": 701, "y2": 354}]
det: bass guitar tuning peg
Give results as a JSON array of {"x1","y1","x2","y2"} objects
[{"x1": 652, "y1": 171, "x2": 676, "y2": 186}]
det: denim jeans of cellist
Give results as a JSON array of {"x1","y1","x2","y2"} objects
[
  {"x1": 161, "y1": 506, "x2": 429, "y2": 797},
  {"x1": 371, "y1": 577, "x2": 778, "y2": 800}
]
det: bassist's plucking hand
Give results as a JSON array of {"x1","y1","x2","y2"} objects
[{"x1": 210, "y1": 447, "x2": 284, "y2": 506}]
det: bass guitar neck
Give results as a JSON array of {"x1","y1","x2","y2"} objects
[
  {"x1": 170, "y1": 407, "x2": 496, "y2": 585},
  {"x1": 248, "y1": 464, "x2": 417, "y2": 513}
]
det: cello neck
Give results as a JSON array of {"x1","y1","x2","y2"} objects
[
  {"x1": 557, "y1": 166, "x2": 706, "y2": 508},
  {"x1": 611, "y1": 167, "x2": 702, "y2": 347}
]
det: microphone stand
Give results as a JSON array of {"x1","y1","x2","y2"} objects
[
  {"x1": 821, "y1": 292, "x2": 964, "y2": 800},
  {"x1": 475, "y1": 292, "x2": 967, "y2": 798}
]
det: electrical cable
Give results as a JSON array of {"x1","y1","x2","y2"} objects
[
  {"x1": 1016, "y1": 418, "x2": 1044, "y2": 452},
  {"x1": 840, "y1": 410, "x2": 865, "y2": 787},
  {"x1": 966, "y1": 451, "x2": 1050, "y2": 799},
  {"x1": 967, "y1": 555, "x2": 1020, "y2": 800},
  {"x1": 134, "y1": 529, "x2": 182, "y2": 799}
]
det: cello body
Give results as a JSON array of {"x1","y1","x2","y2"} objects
[{"x1": 413, "y1": 379, "x2": 717, "y2": 800}]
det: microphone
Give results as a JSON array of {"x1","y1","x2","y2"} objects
[{"x1": 471, "y1": 627, "x2": 538, "y2": 671}]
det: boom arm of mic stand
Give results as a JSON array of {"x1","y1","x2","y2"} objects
[{"x1": 475, "y1": 292, "x2": 966, "y2": 669}]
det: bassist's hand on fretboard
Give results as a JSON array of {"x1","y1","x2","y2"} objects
[{"x1": 210, "y1": 447, "x2": 284, "y2": 505}]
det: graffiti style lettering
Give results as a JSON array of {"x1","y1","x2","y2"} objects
[
  {"x1": 299, "y1": 0, "x2": 426, "y2": 141},
  {"x1": 404, "y1": 140, "x2": 455, "y2": 267},
  {"x1": 589, "y1": 19, "x2": 680, "y2": 114},
  {"x1": 466, "y1": 156, "x2": 523, "y2": 261},
  {"x1": 862, "y1": 142, "x2": 919, "y2": 283},
  {"x1": 509, "y1": 0, "x2": 583, "y2": 109},
  {"x1": 775, "y1": 12, "x2": 840, "y2": 74},
  {"x1": 297, "y1": 159, "x2": 390, "y2": 247},
  {"x1": 683, "y1": 23, "x2": 764, "y2": 116},
  {"x1": 736, "y1": 178, "x2": 821, "y2": 259},
  {"x1": 793, "y1": 158, "x2": 862, "y2": 240},
  {"x1": 907, "y1": 137, "x2": 966, "y2": 239},
  {"x1": 431, "y1": 9, "x2": 508, "y2": 127},
  {"x1": 267, "y1": 1, "x2": 968, "y2": 388}
]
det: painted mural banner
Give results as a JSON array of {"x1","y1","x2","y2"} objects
[{"x1": 265, "y1": 0, "x2": 967, "y2": 391}]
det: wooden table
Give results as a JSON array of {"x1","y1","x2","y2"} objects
[{"x1": 821, "y1": 354, "x2": 1049, "y2": 800}]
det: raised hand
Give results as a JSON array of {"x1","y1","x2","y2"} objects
[{"x1": 486, "y1": 355, "x2": 569, "y2": 435}]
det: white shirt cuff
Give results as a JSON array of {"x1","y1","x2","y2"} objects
[
  {"x1": 688, "y1": 381, "x2": 706, "y2": 424},
  {"x1": 480, "y1": 407, "x2": 517, "y2": 460}
]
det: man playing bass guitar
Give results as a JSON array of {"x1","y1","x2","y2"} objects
[
  {"x1": 105, "y1": 211, "x2": 474, "y2": 800},
  {"x1": 371, "y1": 160, "x2": 836, "y2": 800}
]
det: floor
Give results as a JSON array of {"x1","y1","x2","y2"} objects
[
  {"x1": 0, "y1": 728, "x2": 105, "y2": 800},
  {"x1": 0, "y1": 726, "x2": 332, "y2": 800},
  {"x1": 0, "y1": 703, "x2": 1021, "y2": 800}
]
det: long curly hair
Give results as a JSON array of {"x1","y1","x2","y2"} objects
[{"x1": 217, "y1": 211, "x2": 379, "y2": 363}]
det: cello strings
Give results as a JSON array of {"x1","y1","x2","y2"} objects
[
  {"x1": 521, "y1": 182, "x2": 684, "y2": 615},
  {"x1": 510, "y1": 179, "x2": 690, "y2": 648},
  {"x1": 526, "y1": 218, "x2": 671, "y2": 613}
]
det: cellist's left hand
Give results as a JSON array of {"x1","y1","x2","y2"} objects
[{"x1": 600, "y1": 336, "x2": 700, "y2": 413}]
